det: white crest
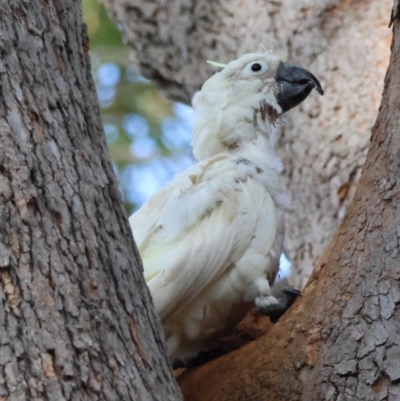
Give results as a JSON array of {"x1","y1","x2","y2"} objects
[{"x1": 206, "y1": 60, "x2": 227, "y2": 68}]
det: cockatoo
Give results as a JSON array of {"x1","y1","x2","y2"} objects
[{"x1": 129, "y1": 52, "x2": 323, "y2": 363}]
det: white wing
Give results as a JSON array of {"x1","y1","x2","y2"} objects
[{"x1": 129, "y1": 154, "x2": 279, "y2": 321}]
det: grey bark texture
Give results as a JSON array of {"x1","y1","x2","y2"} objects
[
  {"x1": 177, "y1": 3, "x2": 400, "y2": 399},
  {"x1": 102, "y1": 0, "x2": 392, "y2": 286},
  {"x1": 0, "y1": 1, "x2": 182, "y2": 400}
]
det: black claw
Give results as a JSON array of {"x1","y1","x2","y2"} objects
[
  {"x1": 282, "y1": 287, "x2": 302, "y2": 300},
  {"x1": 259, "y1": 286, "x2": 301, "y2": 323},
  {"x1": 172, "y1": 346, "x2": 228, "y2": 370},
  {"x1": 172, "y1": 359, "x2": 186, "y2": 370}
]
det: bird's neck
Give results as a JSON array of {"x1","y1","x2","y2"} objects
[
  {"x1": 191, "y1": 107, "x2": 281, "y2": 170},
  {"x1": 192, "y1": 117, "x2": 285, "y2": 206}
]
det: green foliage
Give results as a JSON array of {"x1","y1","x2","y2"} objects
[{"x1": 83, "y1": 0, "x2": 124, "y2": 49}]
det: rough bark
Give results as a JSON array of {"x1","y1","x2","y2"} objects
[
  {"x1": 102, "y1": 0, "x2": 392, "y2": 286},
  {"x1": 0, "y1": 1, "x2": 182, "y2": 400},
  {"x1": 177, "y1": 3, "x2": 400, "y2": 400}
]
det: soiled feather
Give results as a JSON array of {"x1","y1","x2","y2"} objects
[{"x1": 130, "y1": 150, "x2": 284, "y2": 360}]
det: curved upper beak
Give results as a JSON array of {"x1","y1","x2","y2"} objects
[{"x1": 275, "y1": 63, "x2": 324, "y2": 113}]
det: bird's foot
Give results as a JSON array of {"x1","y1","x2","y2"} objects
[
  {"x1": 256, "y1": 287, "x2": 301, "y2": 323},
  {"x1": 172, "y1": 346, "x2": 229, "y2": 370}
]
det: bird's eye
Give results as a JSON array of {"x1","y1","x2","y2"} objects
[{"x1": 243, "y1": 60, "x2": 268, "y2": 75}]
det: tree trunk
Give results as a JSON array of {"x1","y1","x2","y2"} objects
[
  {"x1": 102, "y1": 0, "x2": 392, "y2": 286},
  {"x1": 176, "y1": 3, "x2": 400, "y2": 399},
  {"x1": 0, "y1": 1, "x2": 182, "y2": 400}
]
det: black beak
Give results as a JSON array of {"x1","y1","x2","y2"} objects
[{"x1": 275, "y1": 63, "x2": 324, "y2": 113}]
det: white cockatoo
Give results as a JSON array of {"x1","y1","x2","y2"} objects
[{"x1": 130, "y1": 52, "x2": 323, "y2": 363}]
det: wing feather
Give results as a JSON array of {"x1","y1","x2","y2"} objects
[
  {"x1": 130, "y1": 155, "x2": 276, "y2": 320},
  {"x1": 129, "y1": 154, "x2": 279, "y2": 322}
]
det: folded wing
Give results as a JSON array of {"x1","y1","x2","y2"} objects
[{"x1": 129, "y1": 155, "x2": 279, "y2": 321}]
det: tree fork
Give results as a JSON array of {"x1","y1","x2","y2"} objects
[{"x1": 177, "y1": 4, "x2": 400, "y2": 400}]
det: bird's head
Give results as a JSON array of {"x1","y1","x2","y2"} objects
[{"x1": 192, "y1": 52, "x2": 323, "y2": 160}]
